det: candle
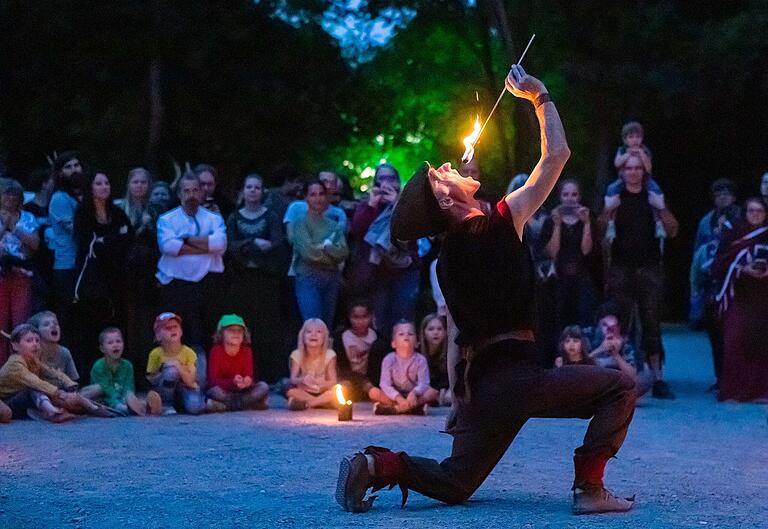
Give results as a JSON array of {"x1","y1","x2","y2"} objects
[{"x1": 335, "y1": 384, "x2": 353, "y2": 421}]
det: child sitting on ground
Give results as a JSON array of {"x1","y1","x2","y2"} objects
[
  {"x1": 206, "y1": 314, "x2": 270, "y2": 412},
  {"x1": 554, "y1": 325, "x2": 594, "y2": 367},
  {"x1": 285, "y1": 318, "x2": 338, "y2": 411},
  {"x1": 419, "y1": 313, "x2": 451, "y2": 406},
  {"x1": 90, "y1": 327, "x2": 162, "y2": 416},
  {"x1": 28, "y1": 310, "x2": 80, "y2": 384},
  {"x1": 333, "y1": 299, "x2": 386, "y2": 402},
  {"x1": 0, "y1": 324, "x2": 113, "y2": 422},
  {"x1": 145, "y1": 312, "x2": 205, "y2": 415},
  {"x1": 370, "y1": 320, "x2": 439, "y2": 415}
]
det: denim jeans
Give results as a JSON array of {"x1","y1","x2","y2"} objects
[
  {"x1": 372, "y1": 269, "x2": 419, "y2": 339},
  {"x1": 152, "y1": 366, "x2": 205, "y2": 415},
  {"x1": 295, "y1": 268, "x2": 341, "y2": 327},
  {"x1": 400, "y1": 339, "x2": 636, "y2": 503}
]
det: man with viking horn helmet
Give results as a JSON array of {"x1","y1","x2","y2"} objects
[{"x1": 336, "y1": 65, "x2": 637, "y2": 515}]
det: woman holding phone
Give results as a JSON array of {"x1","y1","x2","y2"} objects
[{"x1": 541, "y1": 180, "x2": 598, "y2": 335}]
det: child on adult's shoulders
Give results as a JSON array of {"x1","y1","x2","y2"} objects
[
  {"x1": 145, "y1": 312, "x2": 205, "y2": 415},
  {"x1": 206, "y1": 314, "x2": 269, "y2": 413},
  {"x1": 334, "y1": 299, "x2": 387, "y2": 402},
  {"x1": 370, "y1": 320, "x2": 438, "y2": 415},
  {"x1": 285, "y1": 318, "x2": 338, "y2": 411},
  {"x1": 0, "y1": 324, "x2": 115, "y2": 422},
  {"x1": 605, "y1": 121, "x2": 666, "y2": 242},
  {"x1": 90, "y1": 327, "x2": 162, "y2": 416}
]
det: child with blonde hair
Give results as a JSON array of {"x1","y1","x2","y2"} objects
[{"x1": 285, "y1": 318, "x2": 338, "y2": 410}]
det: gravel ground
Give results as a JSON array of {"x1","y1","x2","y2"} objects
[{"x1": 1, "y1": 325, "x2": 766, "y2": 529}]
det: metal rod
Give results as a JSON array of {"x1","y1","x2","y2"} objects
[{"x1": 467, "y1": 34, "x2": 536, "y2": 156}]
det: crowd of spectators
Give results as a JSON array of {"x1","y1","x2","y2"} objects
[{"x1": 1, "y1": 120, "x2": 767, "y2": 423}]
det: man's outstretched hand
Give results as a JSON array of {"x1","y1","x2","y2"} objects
[{"x1": 505, "y1": 64, "x2": 546, "y2": 102}]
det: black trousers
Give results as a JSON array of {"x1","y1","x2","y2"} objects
[
  {"x1": 158, "y1": 273, "x2": 224, "y2": 350},
  {"x1": 402, "y1": 339, "x2": 636, "y2": 504}
]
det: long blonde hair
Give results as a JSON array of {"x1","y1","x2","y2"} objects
[
  {"x1": 121, "y1": 167, "x2": 152, "y2": 226},
  {"x1": 296, "y1": 318, "x2": 331, "y2": 356}
]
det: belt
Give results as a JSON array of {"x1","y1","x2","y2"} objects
[{"x1": 472, "y1": 329, "x2": 534, "y2": 357}]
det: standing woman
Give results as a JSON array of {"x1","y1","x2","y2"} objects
[
  {"x1": 293, "y1": 181, "x2": 348, "y2": 327},
  {"x1": 0, "y1": 179, "x2": 40, "y2": 363},
  {"x1": 225, "y1": 173, "x2": 286, "y2": 383},
  {"x1": 712, "y1": 198, "x2": 768, "y2": 402},
  {"x1": 117, "y1": 168, "x2": 158, "y2": 367},
  {"x1": 541, "y1": 180, "x2": 598, "y2": 331},
  {"x1": 48, "y1": 152, "x2": 86, "y2": 343},
  {"x1": 72, "y1": 172, "x2": 134, "y2": 378},
  {"x1": 115, "y1": 167, "x2": 152, "y2": 229}
]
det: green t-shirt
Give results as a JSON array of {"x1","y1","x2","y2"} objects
[{"x1": 90, "y1": 358, "x2": 136, "y2": 408}]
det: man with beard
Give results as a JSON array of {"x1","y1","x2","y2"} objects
[
  {"x1": 156, "y1": 172, "x2": 227, "y2": 355},
  {"x1": 335, "y1": 66, "x2": 637, "y2": 515}
]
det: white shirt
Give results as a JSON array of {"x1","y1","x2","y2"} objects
[{"x1": 155, "y1": 206, "x2": 227, "y2": 285}]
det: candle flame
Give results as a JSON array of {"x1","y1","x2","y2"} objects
[
  {"x1": 461, "y1": 114, "x2": 481, "y2": 164},
  {"x1": 335, "y1": 384, "x2": 351, "y2": 405}
]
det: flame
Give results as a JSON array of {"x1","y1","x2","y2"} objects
[
  {"x1": 461, "y1": 114, "x2": 481, "y2": 164},
  {"x1": 335, "y1": 384, "x2": 351, "y2": 405}
]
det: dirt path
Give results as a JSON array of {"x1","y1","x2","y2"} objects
[{"x1": 1, "y1": 326, "x2": 766, "y2": 529}]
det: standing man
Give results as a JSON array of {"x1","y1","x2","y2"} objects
[
  {"x1": 156, "y1": 172, "x2": 227, "y2": 356},
  {"x1": 602, "y1": 155, "x2": 678, "y2": 399},
  {"x1": 194, "y1": 163, "x2": 233, "y2": 219},
  {"x1": 336, "y1": 66, "x2": 637, "y2": 515}
]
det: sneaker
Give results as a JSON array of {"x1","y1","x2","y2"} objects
[
  {"x1": 373, "y1": 402, "x2": 396, "y2": 416},
  {"x1": 126, "y1": 394, "x2": 146, "y2": 416},
  {"x1": 146, "y1": 391, "x2": 163, "y2": 416},
  {"x1": 573, "y1": 487, "x2": 635, "y2": 515},
  {"x1": 652, "y1": 380, "x2": 675, "y2": 400},
  {"x1": 287, "y1": 397, "x2": 307, "y2": 411},
  {"x1": 206, "y1": 398, "x2": 228, "y2": 413}
]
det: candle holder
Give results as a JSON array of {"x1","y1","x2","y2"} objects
[
  {"x1": 335, "y1": 384, "x2": 353, "y2": 421},
  {"x1": 338, "y1": 401, "x2": 353, "y2": 421}
]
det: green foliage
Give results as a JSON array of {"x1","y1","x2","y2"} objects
[{"x1": 331, "y1": 8, "x2": 514, "y2": 192}]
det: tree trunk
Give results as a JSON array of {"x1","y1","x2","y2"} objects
[
  {"x1": 484, "y1": 0, "x2": 538, "y2": 174},
  {"x1": 475, "y1": 1, "x2": 512, "y2": 179},
  {"x1": 146, "y1": 0, "x2": 163, "y2": 173}
]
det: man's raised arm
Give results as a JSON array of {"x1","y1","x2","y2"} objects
[{"x1": 503, "y1": 65, "x2": 570, "y2": 240}]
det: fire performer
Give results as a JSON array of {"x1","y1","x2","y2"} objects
[{"x1": 336, "y1": 65, "x2": 637, "y2": 515}]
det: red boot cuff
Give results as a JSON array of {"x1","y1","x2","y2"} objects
[{"x1": 573, "y1": 453, "x2": 609, "y2": 490}]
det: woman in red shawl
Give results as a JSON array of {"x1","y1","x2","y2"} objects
[{"x1": 712, "y1": 197, "x2": 768, "y2": 402}]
